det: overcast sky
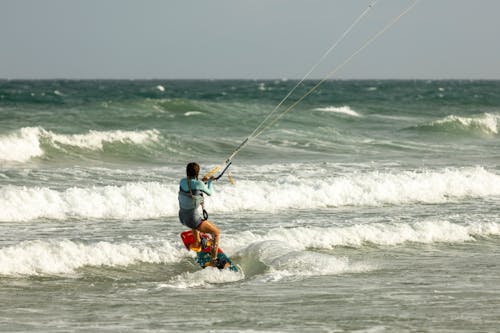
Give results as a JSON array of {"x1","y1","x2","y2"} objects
[{"x1": 1, "y1": 0, "x2": 499, "y2": 79}]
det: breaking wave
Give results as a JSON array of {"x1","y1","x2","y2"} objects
[
  {"x1": 411, "y1": 113, "x2": 499, "y2": 136},
  {"x1": 0, "y1": 239, "x2": 183, "y2": 276},
  {"x1": 0, "y1": 127, "x2": 161, "y2": 162},
  {"x1": 1, "y1": 166, "x2": 499, "y2": 222},
  {"x1": 313, "y1": 105, "x2": 361, "y2": 117},
  {"x1": 2, "y1": 219, "x2": 498, "y2": 279},
  {"x1": 223, "y1": 220, "x2": 500, "y2": 253}
]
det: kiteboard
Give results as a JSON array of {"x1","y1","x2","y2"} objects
[{"x1": 180, "y1": 230, "x2": 238, "y2": 272}]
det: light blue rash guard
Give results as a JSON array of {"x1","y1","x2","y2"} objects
[{"x1": 178, "y1": 178, "x2": 213, "y2": 228}]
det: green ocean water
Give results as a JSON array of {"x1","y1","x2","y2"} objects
[{"x1": 0, "y1": 80, "x2": 500, "y2": 332}]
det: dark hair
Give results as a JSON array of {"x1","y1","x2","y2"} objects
[
  {"x1": 186, "y1": 162, "x2": 200, "y2": 195},
  {"x1": 186, "y1": 162, "x2": 200, "y2": 179}
]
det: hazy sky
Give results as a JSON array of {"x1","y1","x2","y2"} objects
[{"x1": 1, "y1": 0, "x2": 499, "y2": 79}]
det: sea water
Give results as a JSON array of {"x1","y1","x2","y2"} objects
[{"x1": 0, "y1": 80, "x2": 499, "y2": 332}]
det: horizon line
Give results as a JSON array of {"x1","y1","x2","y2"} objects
[{"x1": 1, "y1": 77, "x2": 499, "y2": 82}]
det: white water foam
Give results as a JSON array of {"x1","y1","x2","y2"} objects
[
  {"x1": 223, "y1": 220, "x2": 500, "y2": 253},
  {"x1": 47, "y1": 128, "x2": 160, "y2": 149},
  {"x1": 1, "y1": 167, "x2": 499, "y2": 222},
  {"x1": 235, "y1": 240, "x2": 370, "y2": 283},
  {"x1": 184, "y1": 111, "x2": 202, "y2": 116},
  {"x1": 2, "y1": 220, "x2": 497, "y2": 278},
  {"x1": 314, "y1": 105, "x2": 361, "y2": 117},
  {"x1": 0, "y1": 127, "x2": 160, "y2": 162},
  {"x1": 0, "y1": 182, "x2": 178, "y2": 221},
  {"x1": 172, "y1": 219, "x2": 500, "y2": 284},
  {"x1": 160, "y1": 267, "x2": 244, "y2": 289},
  {"x1": 210, "y1": 166, "x2": 500, "y2": 213},
  {"x1": 0, "y1": 239, "x2": 183, "y2": 276},
  {"x1": 261, "y1": 251, "x2": 366, "y2": 282},
  {"x1": 0, "y1": 127, "x2": 44, "y2": 162},
  {"x1": 217, "y1": 219, "x2": 500, "y2": 283},
  {"x1": 160, "y1": 239, "x2": 369, "y2": 288}
]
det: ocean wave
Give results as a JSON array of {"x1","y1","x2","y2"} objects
[
  {"x1": 222, "y1": 219, "x2": 500, "y2": 282},
  {"x1": 411, "y1": 113, "x2": 499, "y2": 135},
  {"x1": 153, "y1": 98, "x2": 207, "y2": 113},
  {"x1": 0, "y1": 127, "x2": 44, "y2": 162},
  {"x1": 1, "y1": 166, "x2": 499, "y2": 222},
  {"x1": 232, "y1": 240, "x2": 369, "y2": 283},
  {"x1": 223, "y1": 220, "x2": 500, "y2": 253},
  {"x1": 0, "y1": 239, "x2": 183, "y2": 276},
  {"x1": 211, "y1": 166, "x2": 500, "y2": 213},
  {"x1": 184, "y1": 111, "x2": 203, "y2": 117},
  {"x1": 0, "y1": 127, "x2": 160, "y2": 162},
  {"x1": 0, "y1": 182, "x2": 177, "y2": 221},
  {"x1": 46, "y1": 128, "x2": 160, "y2": 149},
  {"x1": 1, "y1": 219, "x2": 498, "y2": 278},
  {"x1": 313, "y1": 105, "x2": 361, "y2": 117}
]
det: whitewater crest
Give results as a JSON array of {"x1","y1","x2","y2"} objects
[
  {"x1": 313, "y1": 105, "x2": 361, "y2": 117},
  {"x1": 1, "y1": 219, "x2": 498, "y2": 278},
  {"x1": 0, "y1": 166, "x2": 499, "y2": 222},
  {"x1": 0, "y1": 239, "x2": 183, "y2": 276},
  {"x1": 0, "y1": 127, "x2": 44, "y2": 162},
  {"x1": 422, "y1": 113, "x2": 499, "y2": 135},
  {"x1": 0, "y1": 127, "x2": 161, "y2": 162},
  {"x1": 0, "y1": 182, "x2": 178, "y2": 222},
  {"x1": 223, "y1": 220, "x2": 500, "y2": 252},
  {"x1": 46, "y1": 128, "x2": 160, "y2": 149}
]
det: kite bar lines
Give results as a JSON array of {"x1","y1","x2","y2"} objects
[{"x1": 206, "y1": 0, "x2": 420, "y2": 180}]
